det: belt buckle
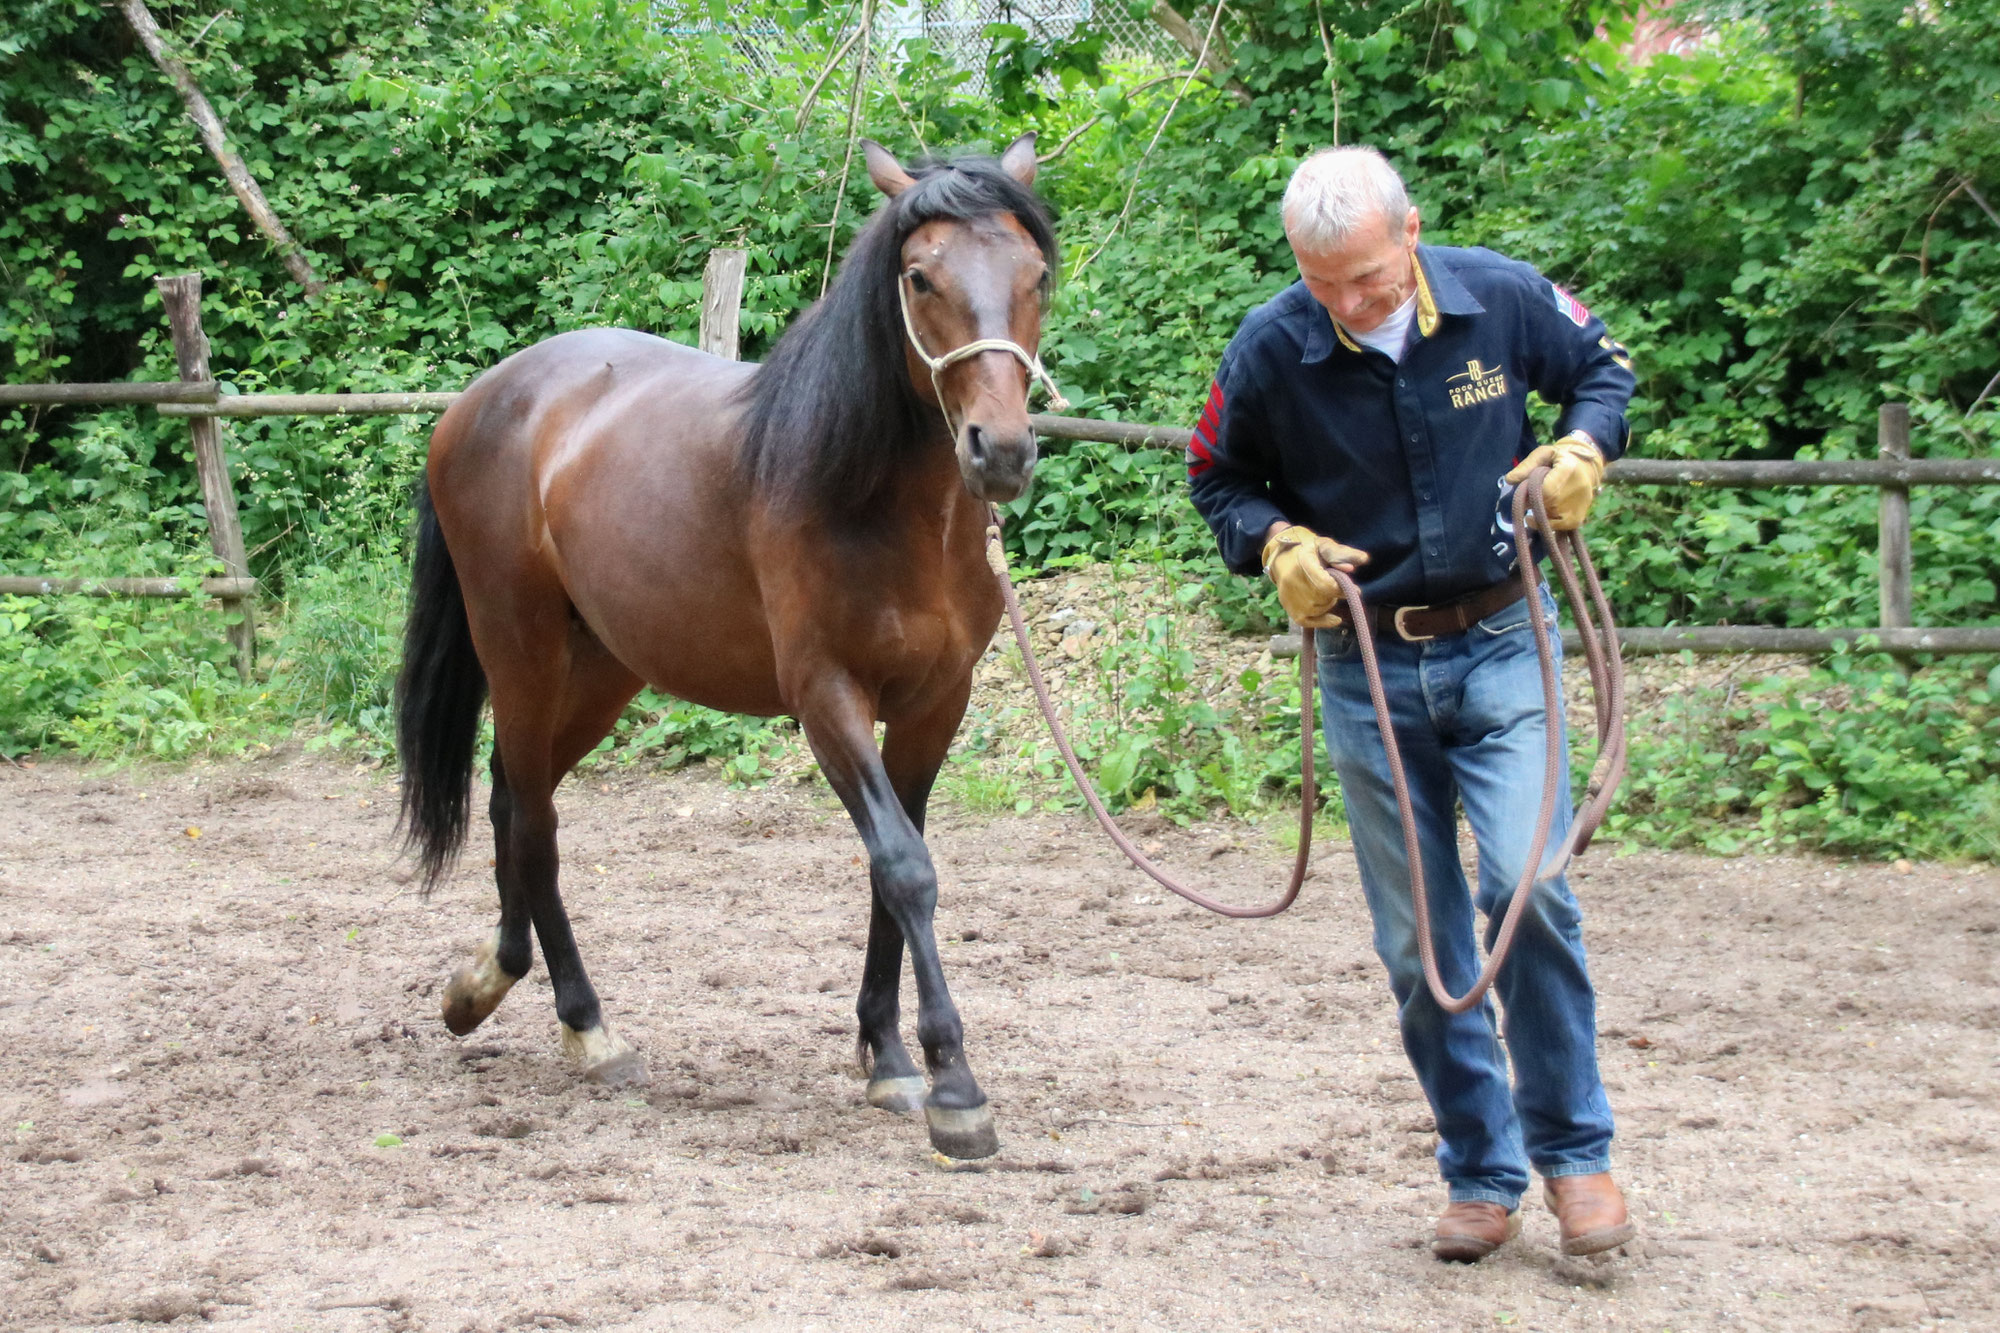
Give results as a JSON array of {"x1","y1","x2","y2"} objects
[{"x1": 1392, "y1": 605, "x2": 1437, "y2": 643}]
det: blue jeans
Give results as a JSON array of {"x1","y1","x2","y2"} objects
[{"x1": 1316, "y1": 583, "x2": 1614, "y2": 1208}]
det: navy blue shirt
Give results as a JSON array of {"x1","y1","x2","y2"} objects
[{"x1": 1186, "y1": 244, "x2": 1636, "y2": 606}]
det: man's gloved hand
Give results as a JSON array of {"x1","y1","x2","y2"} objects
[
  {"x1": 1504, "y1": 431, "x2": 1606, "y2": 531},
  {"x1": 1261, "y1": 525, "x2": 1370, "y2": 628}
]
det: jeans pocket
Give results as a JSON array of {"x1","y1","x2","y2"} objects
[
  {"x1": 1310, "y1": 625, "x2": 1359, "y2": 661},
  {"x1": 1477, "y1": 586, "x2": 1557, "y2": 638}
]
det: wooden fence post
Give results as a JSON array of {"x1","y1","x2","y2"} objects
[
  {"x1": 699, "y1": 248, "x2": 748, "y2": 361},
  {"x1": 1878, "y1": 401, "x2": 1912, "y2": 619},
  {"x1": 156, "y1": 273, "x2": 256, "y2": 678}
]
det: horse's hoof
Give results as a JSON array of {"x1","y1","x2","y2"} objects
[
  {"x1": 925, "y1": 1101, "x2": 1000, "y2": 1160},
  {"x1": 866, "y1": 1075, "x2": 926, "y2": 1116},
  {"x1": 441, "y1": 972, "x2": 500, "y2": 1035},
  {"x1": 585, "y1": 1048, "x2": 650, "y2": 1088},
  {"x1": 561, "y1": 1024, "x2": 649, "y2": 1088},
  {"x1": 441, "y1": 934, "x2": 517, "y2": 1035}
]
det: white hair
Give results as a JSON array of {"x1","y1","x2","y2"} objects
[{"x1": 1281, "y1": 146, "x2": 1411, "y2": 250}]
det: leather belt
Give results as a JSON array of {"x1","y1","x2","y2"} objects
[{"x1": 1333, "y1": 572, "x2": 1537, "y2": 642}]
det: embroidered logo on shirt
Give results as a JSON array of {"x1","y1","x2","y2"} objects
[
  {"x1": 1446, "y1": 359, "x2": 1510, "y2": 410},
  {"x1": 1551, "y1": 283, "x2": 1592, "y2": 327}
]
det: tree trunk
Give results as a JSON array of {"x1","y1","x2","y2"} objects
[
  {"x1": 1150, "y1": 2, "x2": 1253, "y2": 107},
  {"x1": 119, "y1": 0, "x2": 324, "y2": 297}
]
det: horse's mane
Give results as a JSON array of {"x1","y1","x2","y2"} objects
[{"x1": 735, "y1": 151, "x2": 1057, "y2": 516}]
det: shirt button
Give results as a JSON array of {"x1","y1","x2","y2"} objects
[{"x1": 1397, "y1": 378, "x2": 1407, "y2": 388}]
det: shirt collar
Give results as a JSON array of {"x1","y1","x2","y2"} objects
[
  {"x1": 1414, "y1": 245, "x2": 1484, "y2": 322},
  {"x1": 1300, "y1": 245, "x2": 1485, "y2": 364}
]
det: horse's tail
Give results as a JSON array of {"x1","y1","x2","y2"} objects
[{"x1": 395, "y1": 475, "x2": 488, "y2": 894}]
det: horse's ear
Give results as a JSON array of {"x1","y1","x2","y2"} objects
[
  {"x1": 863, "y1": 140, "x2": 916, "y2": 198},
  {"x1": 999, "y1": 132, "x2": 1039, "y2": 187}
]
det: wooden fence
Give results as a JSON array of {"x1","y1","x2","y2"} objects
[
  {"x1": 0, "y1": 274, "x2": 256, "y2": 675},
  {"x1": 5, "y1": 261, "x2": 1998, "y2": 665}
]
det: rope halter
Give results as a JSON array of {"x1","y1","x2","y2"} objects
[{"x1": 897, "y1": 272, "x2": 1069, "y2": 440}]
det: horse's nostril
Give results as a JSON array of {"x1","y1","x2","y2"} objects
[{"x1": 965, "y1": 424, "x2": 987, "y2": 465}]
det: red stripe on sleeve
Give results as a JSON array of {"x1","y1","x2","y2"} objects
[
  {"x1": 1186, "y1": 430, "x2": 1214, "y2": 477},
  {"x1": 1187, "y1": 381, "x2": 1224, "y2": 477}
]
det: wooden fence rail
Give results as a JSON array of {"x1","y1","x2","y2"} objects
[
  {"x1": 6, "y1": 258, "x2": 1996, "y2": 660},
  {"x1": 134, "y1": 397, "x2": 2000, "y2": 658},
  {"x1": 1, "y1": 275, "x2": 259, "y2": 677},
  {"x1": 0, "y1": 576, "x2": 258, "y2": 599},
  {"x1": 0, "y1": 381, "x2": 218, "y2": 406}
]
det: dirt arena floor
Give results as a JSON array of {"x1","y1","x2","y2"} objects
[{"x1": 2, "y1": 753, "x2": 1995, "y2": 1331}]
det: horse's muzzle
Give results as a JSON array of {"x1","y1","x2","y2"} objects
[{"x1": 959, "y1": 422, "x2": 1038, "y2": 503}]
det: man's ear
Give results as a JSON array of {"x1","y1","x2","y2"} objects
[
  {"x1": 999, "y1": 133, "x2": 1038, "y2": 187},
  {"x1": 1403, "y1": 206, "x2": 1422, "y2": 248},
  {"x1": 863, "y1": 140, "x2": 916, "y2": 198}
]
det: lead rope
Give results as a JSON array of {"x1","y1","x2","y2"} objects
[
  {"x1": 986, "y1": 469, "x2": 1628, "y2": 1010},
  {"x1": 984, "y1": 514, "x2": 1319, "y2": 917}
]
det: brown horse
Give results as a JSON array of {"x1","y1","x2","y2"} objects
[{"x1": 394, "y1": 136, "x2": 1053, "y2": 1159}]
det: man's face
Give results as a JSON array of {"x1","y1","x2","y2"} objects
[{"x1": 1290, "y1": 206, "x2": 1421, "y2": 334}]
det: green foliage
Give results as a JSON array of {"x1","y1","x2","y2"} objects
[
  {"x1": 957, "y1": 563, "x2": 1322, "y2": 825},
  {"x1": 1440, "y1": 1, "x2": 2000, "y2": 630},
  {"x1": 0, "y1": 0, "x2": 1004, "y2": 568},
  {"x1": 2, "y1": 0, "x2": 1995, "y2": 860},
  {"x1": 263, "y1": 548, "x2": 406, "y2": 759},
  {"x1": 1606, "y1": 651, "x2": 2000, "y2": 861},
  {"x1": 0, "y1": 509, "x2": 245, "y2": 757},
  {"x1": 596, "y1": 690, "x2": 797, "y2": 784}
]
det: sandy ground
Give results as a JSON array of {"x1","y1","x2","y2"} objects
[{"x1": 2, "y1": 753, "x2": 1996, "y2": 1332}]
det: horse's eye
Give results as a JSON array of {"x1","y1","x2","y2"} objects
[
  {"x1": 906, "y1": 268, "x2": 931, "y2": 294},
  {"x1": 1037, "y1": 270, "x2": 1053, "y2": 297}
]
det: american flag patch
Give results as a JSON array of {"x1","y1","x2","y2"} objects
[
  {"x1": 1551, "y1": 283, "x2": 1591, "y2": 327},
  {"x1": 1187, "y1": 380, "x2": 1223, "y2": 478}
]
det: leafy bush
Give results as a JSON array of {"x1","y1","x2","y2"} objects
[
  {"x1": 958, "y1": 561, "x2": 1324, "y2": 826},
  {"x1": 1606, "y1": 652, "x2": 2000, "y2": 860},
  {"x1": 596, "y1": 690, "x2": 798, "y2": 784},
  {"x1": 263, "y1": 549, "x2": 407, "y2": 759}
]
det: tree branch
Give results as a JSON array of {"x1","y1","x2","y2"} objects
[
  {"x1": 1313, "y1": 0, "x2": 1341, "y2": 144},
  {"x1": 1037, "y1": 71, "x2": 1203, "y2": 165},
  {"x1": 119, "y1": 0, "x2": 323, "y2": 297},
  {"x1": 1960, "y1": 177, "x2": 2000, "y2": 232},
  {"x1": 1149, "y1": 2, "x2": 1252, "y2": 107},
  {"x1": 1076, "y1": 2, "x2": 1232, "y2": 277},
  {"x1": 793, "y1": 4, "x2": 871, "y2": 130},
  {"x1": 819, "y1": 0, "x2": 875, "y2": 299},
  {"x1": 1966, "y1": 367, "x2": 2000, "y2": 421}
]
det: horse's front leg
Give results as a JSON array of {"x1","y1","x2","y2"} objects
[{"x1": 800, "y1": 680, "x2": 997, "y2": 1158}]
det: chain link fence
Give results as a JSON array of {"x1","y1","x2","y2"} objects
[{"x1": 655, "y1": 2, "x2": 1177, "y2": 95}]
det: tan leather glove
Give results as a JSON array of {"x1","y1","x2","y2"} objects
[
  {"x1": 1261, "y1": 525, "x2": 1370, "y2": 629},
  {"x1": 1504, "y1": 431, "x2": 1606, "y2": 531}
]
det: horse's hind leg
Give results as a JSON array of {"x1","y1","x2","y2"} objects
[
  {"x1": 449, "y1": 606, "x2": 646, "y2": 1084},
  {"x1": 519, "y1": 635, "x2": 646, "y2": 1083},
  {"x1": 440, "y1": 746, "x2": 532, "y2": 1035}
]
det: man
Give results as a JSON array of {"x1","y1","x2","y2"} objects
[{"x1": 1187, "y1": 145, "x2": 1639, "y2": 1263}]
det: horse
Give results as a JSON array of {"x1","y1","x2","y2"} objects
[{"x1": 393, "y1": 135, "x2": 1054, "y2": 1159}]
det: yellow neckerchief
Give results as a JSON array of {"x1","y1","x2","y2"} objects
[{"x1": 1330, "y1": 248, "x2": 1439, "y2": 354}]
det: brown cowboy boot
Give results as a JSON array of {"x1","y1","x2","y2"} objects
[
  {"x1": 1542, "y1": 1172, "x2": 1637, "y2": 1256},
  {"x1": 1431, "y1": 1200, "x2": 1521, "y2": 1262}
]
